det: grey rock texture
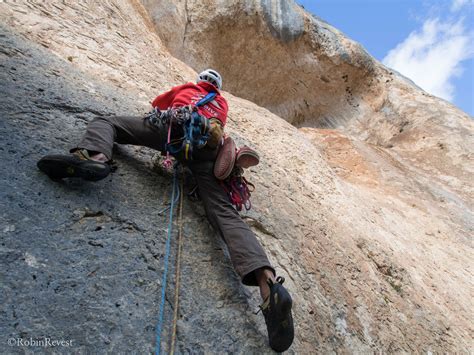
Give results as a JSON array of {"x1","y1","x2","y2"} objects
[
  {"x1": 0, "y1": 0, "x2": 473, "y2": 354},
  {"x1": 0, "y1": 25, "x2": 268, "y2": 354},
  {"x1": 260, "y1": 0, "x2": 305, "y2": 42}
]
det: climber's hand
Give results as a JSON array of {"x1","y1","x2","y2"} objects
[{"x1": 207, "y1": 118, "x2": 224, "y2": 149}]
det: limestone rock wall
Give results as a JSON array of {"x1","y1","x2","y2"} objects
[
  {"x1": 0, "y1": 0, "x2": 472, "y2": 353},
  {"x1": 140, "y1": 0, "x2": 388, "y2": 128},
  {"x1": 143, "y1": 0, "x2": 473, "y2": 207}
]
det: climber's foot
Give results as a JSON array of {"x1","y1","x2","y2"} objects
[
  {"x1": 37, "y1": 149, "x2": 110, "y2": 181},
  {"x1": 260, "y1": 276, "x2": 294, "y2": 353}
]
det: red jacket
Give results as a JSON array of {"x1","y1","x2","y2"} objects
[{"x1": 151, "y1": 82, "x2": 228, "y2": 126}]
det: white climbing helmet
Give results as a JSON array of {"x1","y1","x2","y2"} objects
[{"x1": 197, "y1": 69, "x2": 222, "y2": 90}]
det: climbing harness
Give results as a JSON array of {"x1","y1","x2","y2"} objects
[
  {"x1": 149, "y1": 92, "x2": 217, "y2": 169},
  {"x1": 220, "y1": 167, "x2": 255, "y2": 211},
  {"x1": 168, "y1": 107, "x2": 210, "y2": 160},
  {"x1": 155, "y1": 164, "x2": 185, "y2": 355}
]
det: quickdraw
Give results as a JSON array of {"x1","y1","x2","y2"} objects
[{"x1": 164, "y1": 107, "x2": 210, "y2": 159}]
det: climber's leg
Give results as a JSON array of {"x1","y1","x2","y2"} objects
[
  {"x1": 72, "y1": 115, "x2": 166, "y2": 160},
  {"x1": 187, "y1": 160, "x2": 276, "y2": 287},
  {"x1": 38, "y1": 115, "x2": 167, "y2": 180},
  {"x1": 188, "y1": 159, "x2": 294, "y2": 352}
]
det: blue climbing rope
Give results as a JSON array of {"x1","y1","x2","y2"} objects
[
  {"x1": 155, "y1": 166, "x2": 180, "y2": 355},
  {"x1": 157, "y1": 182, "x2": 180, "y2": 216}
]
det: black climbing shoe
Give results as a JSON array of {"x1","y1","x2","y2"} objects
[
  {"x1": 260, "y1": 276, "x2": 294, "y2": 352},
  {"x1": 37, "y1": 150, "x2": 110, "y2": 181}
]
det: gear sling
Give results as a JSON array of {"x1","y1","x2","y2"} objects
[{"x1": 164, "y1": 92, "x2": 217, "y2": 160}]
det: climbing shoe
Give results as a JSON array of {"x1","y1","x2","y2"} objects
[
  {"x1": 214, "y1": 136, "x2": 236, "y2": 180},
  {"x1": 260, "y1": 276, "x2": 294, "y2": 352},
  {"x1": 235, "y1": 145, "x2": 260, "y2": 169},
  {"x1": 37, "y1": 149, "x2": 110, "y2": 181}
]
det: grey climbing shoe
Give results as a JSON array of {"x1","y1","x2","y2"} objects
[
  {"x1": 37, "y1": 149, "x2": 110, "y2": 181},
  {"x1": 235, "y1": 145, "x2": 259, "y2": 169},
  {"x1": 260, "y1": 276, "x2": 294, "y2": 352},
  {"x1": 214, "y1": 136, "x2": 236, "y2": 180}
]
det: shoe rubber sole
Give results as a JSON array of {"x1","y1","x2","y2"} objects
[
  {"x1": 236, "y1": 147, "x2": 259, "y2": 169},
  {"x1": 266, "y1": 283, "x2": 294, "y2": 353},
  {"x1": 273, "y1": 283, "x2": 293, "y2": 321},
  {"x1": 37, "y1": 155, "x2": 110, "y2": 181},
  {"x1": 214, "y1": 137, "x2": 236, "y2": 180}
]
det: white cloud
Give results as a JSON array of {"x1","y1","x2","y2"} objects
[
  {"x1": 383, "y1": 18, "x2": 473, "y2": 101},
  {"x1": 451, "y1": 0, "x2": 473, "y2": 12}
]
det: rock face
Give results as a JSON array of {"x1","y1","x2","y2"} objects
[{"x1": 0, "y1": 1, "x2": 472, "y2": 354}]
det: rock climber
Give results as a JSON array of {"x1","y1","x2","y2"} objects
[{"x1": 37, "y1": 69, "x2": 294, "y2": 352}]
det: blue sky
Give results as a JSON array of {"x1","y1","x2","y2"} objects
[{"x1": 297, "y1": 0, "x2": 474, "y2": 116}]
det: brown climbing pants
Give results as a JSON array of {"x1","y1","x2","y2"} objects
[{"x1": 72, "y1": 115, "x2": 275, "y2": 286}]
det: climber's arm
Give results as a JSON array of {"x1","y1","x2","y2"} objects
[{"x1": 151, "y1": 84, "x2": 188, "y2": 110}]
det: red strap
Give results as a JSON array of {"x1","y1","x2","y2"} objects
[{"x1": 220, "y1": 175, "x2": 253, "y2": 211}]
